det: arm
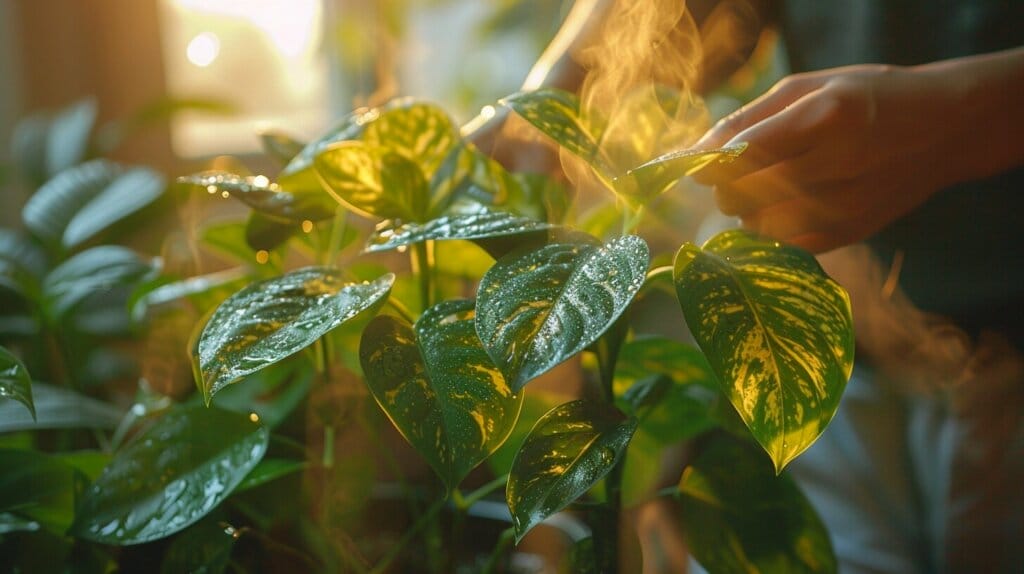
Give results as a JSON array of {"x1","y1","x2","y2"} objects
[{"x1": 693, "y1": 46, "x2": 1024, "y2": 253}]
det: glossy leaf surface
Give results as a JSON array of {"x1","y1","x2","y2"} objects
[
  {"x1": 0, "y1": 383, "x2": 122, "y2": 433},
  {"x1": 673, "y1": 230, "x2": 854, "y2": 472},
  {"x1": 0, "y1": 346, "x2": 34, "y2": 420},
  {"x1": 360, "y1": 299, "x2": 523, "y2": 491},
  {"x1": 361, "y1": 101, "x2": 459, "y2": 183},
  {"x1": 476, "y1": 235, "x2": 649, "y2": 390},
  {"x1": 506, "y1": 399, "x2": 637, "y2": 541},
  {"x1": 678, "y1": 437, "x2": 836, "y2": 574},
  {"x1": 0, "y1": 449, "x2": 82, "y2": 533},
  {"x1": 501, "y1": 89, "x2": 613, "y2": 183},
  {"x1": 196, "y1": 268, "x2": 393, "y2": 403},
  {"x1": 626, "y1": 143, "x2": 746, "y2": 196},
  {"x1": 71, "y1": 405, "x2": 268, "y2": 544},
  {"x1": 180, "y1": 171, "x2": 335, "y2": 222},
  {"x1": 365, "y1": 203, "x2": 555, "y2": 253},
  {"x1": 23, "y1": 160, "x2": 164, "y2": 250},
  {"x1": 42, "y1": 246, "x2": 152, "y2": 318},
  {"x1": 314, "y1": 141, "x2": 429, "y2": 221}
]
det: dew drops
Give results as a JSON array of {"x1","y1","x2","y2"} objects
[
  {"x1": 221, "y1": 191, "x2": 230, "y2": 199},
  {"x1": 255, "y1": 250, "x2": 270, "y2": 264}
]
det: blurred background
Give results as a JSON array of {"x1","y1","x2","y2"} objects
[{"x1": 0, "y1": 0, "x2": 571, "y2": 185}]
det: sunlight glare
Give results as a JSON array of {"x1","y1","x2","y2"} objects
[{"x1": 186, "y1": 32, "x2": 220, "y2": 67}]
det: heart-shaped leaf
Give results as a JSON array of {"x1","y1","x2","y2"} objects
[
  {"x1": 673, "y1": 230, "x2": 854, "y2": 473},
  {"x1": 476, "y1": 235, "x2": 649, "y2": 390},
  {"x1": 506, "y1": 399, "x2": 637, "y2": 541},
  {"x1": 180, "y1": 171, "x2": 335, "y2": 223},
  {"x1": 361, "y1": 101, "x2": 460, "y2": 184},
  {"x1": 314, "y1": 141, "x2": 429, "y2": 221},
  {"x1": 70, "y1": 404, "x2": 268, "y2": 544},
  {"x1": 23, "y1": 160, "x2": 165, "y2": 250},
  {"x1": 0, "y1": 346, "x2": 34, "y2": 420},
  {"x1": 365, "y1": 203, "x2": 556, "y2": 254},
  {"x1": 625, "y1": 143, "x2": 746, "y2": 197},
  {"x1": 42, "y1": 246, "x2": 153, "y2": 319},
  {"x1": 500, "y1": 89, "x2": 614, "y2": 185},
  {"x1": 678, "y1": 436, "x2": 836, "y2": 574},
  {"x1": 196, "y1": 268, "x2": 393, "y2": 404},
  {"x1": 360, "y1": 299, "x2": 523, "y2": 491}
]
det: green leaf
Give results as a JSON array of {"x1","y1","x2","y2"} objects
[
  {"x1": 245, "y1": 212, "x2": 296, "y2": 253},
  {"x1": 360, "y1": 299, "x2": 523, "y2": 491},
  {"x1": 160, "y1": 514, "x2": 239, "y2": 574},
  {"x1": 673, "y1": 230, "x2": 854, "y2": 473},
  {"x1": 235, "y1": 458, "x2": 307, "y2": 493},
  {"x1": 0, "y1": 346, "x2": 34, "y2": 420},
  {"x1": 280, "y1": 108, "x2": 367, "y2": 180},
  {"x1": 200, "y1": 219, "x2": 256, "y2": 264},
  {"x1": 0, "y1": 449, "x2": 83, "y2": 533},
  {"x1": 506, "y1": 399, "x2": 637, "y2": 541},
  {"x1": 259, "y1": 130, "x2": 306, "y2": 165},
  {"x1": 361, "y1": 100, "x2": 460, "y2": 184},
  {"x1": 314, "y1": 141, "x2": 430, "y2": 221},
  {"x1": 625, "y1": 143, "x2": 746, "y2": 198},
  {"x1": 22, "y1": 160, "x2": 165, "y2": 250},
  {"x1": 42, "y1": 246, "x2": 152, "y2": 318},
  {"x1": 678, "y1": 436, "x2": 836, "y2": 574},
  {"x1": 45, "y1": 99, "x2": 98, "y2": 177},
  {"x1": 364, "y1": 203, "x2": 556, "y2": 254},
  {"x1": 0, "y1": 512, "x2": 40, "y2": 534},
  {"x1": 180, "y1": 171, "x2": 335, "y2": 223},
  {"x1": 476, "y1": 235, "x2": 650, "y2": 390},
  {"x1": 71, "y1": 404, "x2": 268, "y2": 544},
  {"x1": 0, "y1": 229, "x2": 48, "y2": 300},
  {"x1": 196, "y1": 268, "x2": 393, "y2": 404},
  {"x1": 486, "y1": 389, "x2": 565, "y2": 478},
  {"x1": 0, "y1": 383, "x2": 122, "y2": 433},
  {"x1": 500, "y1": 89, "x2": 613, "y2": 185},
  {"x1": 209, "y1": 357, "x2": 313, "y2": 429}
]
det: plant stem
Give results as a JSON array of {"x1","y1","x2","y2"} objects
[
  {"x1": 385, "y1": 296, "x2": 415, "y2": 323},
  {"x1": 481, "y1": 527, "x2": 515, "y2": 574},
  {"x1": 594, "y1": 324, "x2": 627, "y2": 573},
  {"x1": 621, "y1": 204, "x2": 645, "y2": 236},
  {"x1": 410, "y1": 240, "x2": 434, "y2": 312},
  {"x1": 325, "y1": 207, "x2": 348, "y2": 266},
  {"x1": 459, "y1": 473, "x2": 509, "y2": 509},
  {"x1": 368, "y1": 497, "x2": 447, "y2": 574}
]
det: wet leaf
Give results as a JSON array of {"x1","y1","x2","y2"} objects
[
  {"x1": 42, "y1": 246, "x2": 152, "y2": 318},
  {"x1": 0, "y1": 346, "x2": 34, "y2": 420},
  {"x1": 70, "y1": 404, "x2": 268, "y2": 545},
  {"x1": 476, "y1": 235, "x2": 649, "y2": 390},
  {"x1": 625, "y1": 143, "x2": 746, "y2": 197},
  {"x1": 500, "y1": 89, "x2": 614, "y2": 185},
  {"x1": 161, "y1": 514, "x2": 239, "y2": 574},
  {"x1": 506, "y1": 399, "x2": 637, "y2": 541},
  {"x1": 0, "y1": 512, "x2": 40, "y2": 534},
  {"x1": 179, "y1": 171, "x2": 335, "y2": 223},
  {"x1": 314, "y1": 141, "x2": 429, "y2": 221},
  {"x1": 22, "y1": 160, "x2": 165, "y2": 250},
  {"x1": 0, "y1": 449, "x2": 83, "y2": 533},
  {"x1": 678, "y1": 436, "x2": 836, "y2": 574},
  {"x1": 360, "y1": 299, "x2": 523, "y2": 491},
  {"x1": 196, "y1": 268, "x2": 393, "y2": 404},
  {"x1": 361, "y1": 101, "x2": 460, "y2": 185},
  {"x1": 673, "y1": 230, "x2": 854, "y2": 473},
  {"x1": 209, "y1": 358, "x2": 313, "y2": 429},
  {"x1": 364, "y1": 203, "x2": 555, "y2": 254}
]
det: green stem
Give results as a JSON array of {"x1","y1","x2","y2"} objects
[
  {"x1": 368, "y1": 496, "x2": 447, "y2": 574},
  {"x1": 621, "y1": 204, "x2": 645, "y2": 236},
  {"x1": 595, "y1": 327, "x2": 626, "y2": 573},
  {"x1": 481, "y1": 527, "x2": 516, "y2": 574},
  {"x1": 325, "y1": 207, "x2": 348, "y2": 266},
  {"x1": 385, "y1": 296, "x2": 415, "y2": 324},
  {"x1": 410, "y1": 240, "x2": 434, "y2": 312},
  {"x1": 459, "y1": 473, "x2": 509, "y2": 509}
]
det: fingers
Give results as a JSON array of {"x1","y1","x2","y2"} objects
[
  {"x1": 713, "y1": 151, "x2": 854, "y2": 215},
  {"x1": 694, "y1": 74, "x2": 821, "y2": 149},
  {"x1": 734, "y1": 186, "x2": 878, "y2": 253}
]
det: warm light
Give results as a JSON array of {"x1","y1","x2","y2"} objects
[
  {"x1": 248, "y1": 412, "x2": 260, "y2": 423},
  {"x1": 253, "y1": 175, "x2": 270, "y2": 188},
  {"x1": 255, "y1": 250, "x2": 270, "y2": 264},
  {"x1": 480, "y1": 105, "x2": 496, "y2": 120},
  {"x1": 301, "y1": 220, "x2": 314, "y2": 233},
  {"x1": 186, "y1": 32, "x2": 220, "y2": 67}
]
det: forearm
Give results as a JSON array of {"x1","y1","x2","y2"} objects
[{"x1": 917, "y1": 46, "x2": 1024, "y2": 187}]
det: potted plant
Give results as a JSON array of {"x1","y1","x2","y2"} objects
[{"x1": 1, "y1": 87, "x2": 852, "y2": 573}]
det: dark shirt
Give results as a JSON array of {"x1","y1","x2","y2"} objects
[{"x1": 777, "y1": 0, "x2": 1024, "y2": 348}]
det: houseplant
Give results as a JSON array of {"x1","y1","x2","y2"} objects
[{"x1": 1, "y1": 87, "x2": 852, "y2": 572}]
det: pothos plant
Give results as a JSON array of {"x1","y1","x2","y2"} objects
[{"x1": 1, "y1": 87, "x2": 853, "y2": 573}]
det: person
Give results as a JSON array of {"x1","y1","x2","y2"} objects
[{"x1": 480, "y1": 1, "x2": 1024, "y2": 572}]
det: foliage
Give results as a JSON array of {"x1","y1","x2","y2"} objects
[{"x1": 0, "y1": 80, "x2": 852, "y2": 572}]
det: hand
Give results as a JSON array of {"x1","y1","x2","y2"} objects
[{"x1": 692, "y1": 64, "x2": 976, "y2": 253}]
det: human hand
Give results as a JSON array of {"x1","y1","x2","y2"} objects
[{"x1": 692, "y1": 64, "x2": 974, "y2": 253}]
